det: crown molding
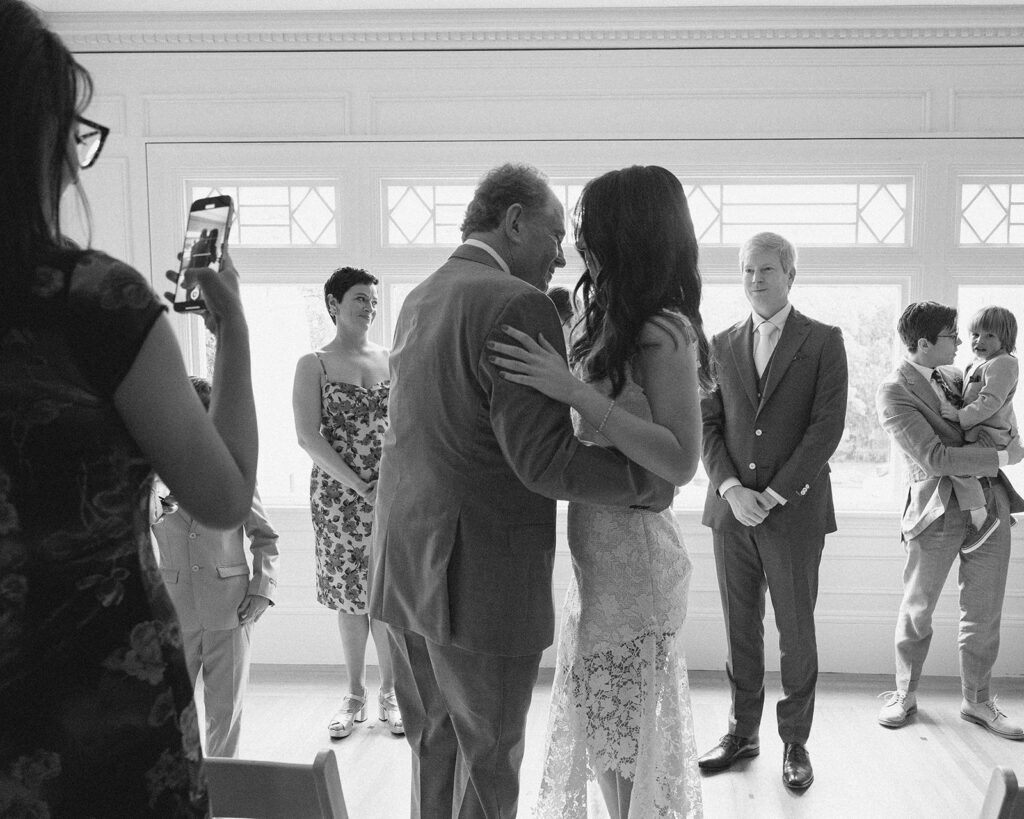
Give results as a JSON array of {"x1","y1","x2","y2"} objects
[{"x1": 49, "y1": 5, "x2": 1024, "y2": 53}]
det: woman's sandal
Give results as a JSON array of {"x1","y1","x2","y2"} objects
[
  {"x1": 378, "y1": 690, "x2": 405, "y2": 736},
  {"x1": 328, "y1": 693, "x2": 367, "y2": 739}
]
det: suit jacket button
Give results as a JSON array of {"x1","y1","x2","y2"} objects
[
  {"x1": 191, "y1": 565, "x2": 200, "y2": 572},
  {"x1": 188, "y1": 532, "x2": 198, "y2": 540},
  {"x1": 755, "y1": 429, "x2": 763, "y2": 436},
  {"x1": 749, "y1": 462, "x2": 756, "y2": 470}
]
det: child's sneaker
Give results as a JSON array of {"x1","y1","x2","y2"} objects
[{"x1": 962, "y1": 512, "x2": 999, "y2": 554}]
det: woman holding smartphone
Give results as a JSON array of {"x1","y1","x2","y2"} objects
[
  {"x1": 0, "y1": 2, "x2": 257, "y2": 814},
  {"x1": 292, "y1": 267, "x2": 403, "y2": 740}
]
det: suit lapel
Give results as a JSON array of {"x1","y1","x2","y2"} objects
[
  {"x1": 899, "y1": 360, "x2": 941, "y2": 413},
  {"x1": 726, "y1": 317, "x2": 760, "y2": 410},
  {"x1": 757, "y1": 308, "x2": 811, "y2": 411}
]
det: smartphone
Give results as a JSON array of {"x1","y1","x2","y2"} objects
[{"x1": 173, "y1": 195, "x2": 234, "y2": 312}]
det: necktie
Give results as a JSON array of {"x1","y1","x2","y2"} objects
[
  {"x1": 753, "y1": 321, "x2": 777, "y2": 377},
  {"x1": 931, "y1": 370, "x2": 962, "y2": 408}
]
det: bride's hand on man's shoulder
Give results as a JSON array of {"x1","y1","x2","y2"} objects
[{"x1": 486, "y1": 325, "x2": 578, "y2": 404}]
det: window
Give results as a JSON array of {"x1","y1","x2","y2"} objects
[
  {"x1": 383, "y1": 180, "x2": 585, "y2": 247},
  {"x1": 688, "y1": 181, "x2": 910, "y2": 246},
  {"x1": 959, "y1": 179, "x2": 1024, "y2": 245},
  {"x1": 150, "y1": 142, "x2": 1007, "y2": 515},
  {"x1": 191, "y1": 183, "x2": 338, "y2": 246}
]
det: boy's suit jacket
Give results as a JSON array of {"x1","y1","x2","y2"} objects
[
  {"x1": 152, "y1": 490, "x2": 279, "y2": 631},
  {"x1": 960, "y1": 353, "x2": 1019, "y2": 445},
  {"x1": 876, "y1": 360, "x2": 1024, "y2": 539}
]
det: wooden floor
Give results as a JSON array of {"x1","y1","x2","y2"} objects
[{"x1": 221, "y1": 666, "x2": 1024, "y2": 818}]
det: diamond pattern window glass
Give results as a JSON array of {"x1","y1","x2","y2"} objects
[
  {"x1": 385, "y1": 181, "x2": 585, "y2": 246},
  {"x1": 959, "y1": 180, "x2": 1024, "y2": 245},
  {"x1": 190, "y1": 184, "x2": 337, "y2": 246},
  {"x1": 694, "y1": 182, "x2": 908, "y2": 245},
  {"x1": 384, "y1": 179, "x2": 908, "y2": 247}
]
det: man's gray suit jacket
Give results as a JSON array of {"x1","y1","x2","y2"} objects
[
  {"x1": 701, "y1": 308, "x2": 848, "y2": 536},
  {"x1": 369, "y1": 244, "x2": 669, "y2": 658}
]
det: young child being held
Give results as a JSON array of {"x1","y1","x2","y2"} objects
[{"x1": 939, "y1": 306, "x2": 1019, "y2": 553}]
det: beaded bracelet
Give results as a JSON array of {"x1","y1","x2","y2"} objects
[{"x1": 596, "y1": 399, "x2": 616, "y2": 435}]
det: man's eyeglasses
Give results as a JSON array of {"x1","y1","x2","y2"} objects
[
  {"x1": 74, "y1": 116, "x2": 109, "y2": 170},
  {"x1": 937, "y1": 331, "x2": 960, "y2": 341}
]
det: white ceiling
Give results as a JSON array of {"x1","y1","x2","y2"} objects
[{"x1": 34, "y1": 0, "x2": 1024, "y2": 11}]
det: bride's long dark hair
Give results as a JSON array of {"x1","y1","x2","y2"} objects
[{"x1": 569, "y1": 165, "x2": 713, "y2": 397}]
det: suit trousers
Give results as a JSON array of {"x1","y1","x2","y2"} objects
[
  {"x1": 387, "y1": 626, "x2": 541, "y2": 819},
  {"x1": 182, "y1": 622, "x2": 253, "y2": 758},
  {"x1": 895, "y1": 479, "x2": 1011, "y2": 702},
  {"x1": 711, "y1": 523, "x2": 825, "y2": 745}
]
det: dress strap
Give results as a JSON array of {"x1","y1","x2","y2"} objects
[{"x1": 314, "y1": 352, "x2": 328, "y2": 386}]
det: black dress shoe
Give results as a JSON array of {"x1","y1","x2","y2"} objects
[
  {"x1": 782, "y1": 742, "x2": 813, "y2": 789},
  {"x1": 697, "y1": 734, "x2": 760, "y2": 771}
]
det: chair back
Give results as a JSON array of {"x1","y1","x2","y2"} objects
[
  {"x1": 979, "y1": 767, "x2": 1023, "y2": 819},
  {"x1": 205, "y1": 749, "x2": 348, "y2": 819}
]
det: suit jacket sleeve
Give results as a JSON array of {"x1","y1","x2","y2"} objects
[
  {"x1": 480, "y1": 290, "x2": 674, "y2": 511},
  {"x1": 958, "y1": 355, "x2": 1018, "y2": 431},
  {"x1": 769, "y1": 325, "x2": 848, "y2": 505},
  {"x1": 700, "y1": 347, "x2": 735, "y2": 493},
  {"x1": 876, "y1": 380, "x2": 1000, "y2": 477},
  {"x1": 244, "y1": 487, "x2": 280, "y2": 602}
]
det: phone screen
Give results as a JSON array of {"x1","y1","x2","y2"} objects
[{"x1": 174, "y1": 196, "x2": 233, "y2": 312}]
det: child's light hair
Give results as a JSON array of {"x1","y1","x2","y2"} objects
[{"x1": 969, "y1": 306, "x2": 1018, "y2": 354}]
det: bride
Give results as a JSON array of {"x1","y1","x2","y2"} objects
[{"x1": 490, "y1": 165, "x2": 710, "y2": 818}]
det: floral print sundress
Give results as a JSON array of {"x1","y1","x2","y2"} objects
[
  {"x1": 310, "y1": 354, "x2": 388, "y2": 614},
  {"x1": 0, "y1": 250, "x2": 207, "y2": 817}
]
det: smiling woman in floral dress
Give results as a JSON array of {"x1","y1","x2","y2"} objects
[{"x1": 292, "y1": 266, "x2": 403, "y2": 740}]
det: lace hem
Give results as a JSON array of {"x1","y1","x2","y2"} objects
[{"x1": 535, "y1": 627, "x2": 703, "y2": 818}]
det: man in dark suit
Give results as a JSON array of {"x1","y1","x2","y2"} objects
[
  {"x1": 369, "y1": 163, "x2": 674, "y2": 818},
  {"x1": 698, "y1": 232, "x2": 848, "y2": 790},
  {"x1": 875, "y1": 302, "x2": 1024, "y2": 739}
]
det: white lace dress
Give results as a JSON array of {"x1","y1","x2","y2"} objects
[{"x1": 535, "y1": 374, "x2": 703, "y2": 819}]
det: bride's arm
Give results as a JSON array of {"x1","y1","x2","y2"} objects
[{"x1": 490, "y1": 320, "x2": 700, "y2": 486}]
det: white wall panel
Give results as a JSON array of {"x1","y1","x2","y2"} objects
[{"x1": 952, "y1": 91, "x2": 1024, "y2": 133}]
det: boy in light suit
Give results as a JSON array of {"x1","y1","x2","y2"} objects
[
  {"x1": 876, "y1": 302, "x2": 1024, "y2": 739},
  {"x1": 152, "y1": 376, "x2": 279, "y2": 757}
]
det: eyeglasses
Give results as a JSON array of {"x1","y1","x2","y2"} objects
[
  {"x1": 74, "y1": 116, "x2": 109, "y2": 170},
  {"x1": 937, "y1": 332, "x2": 960, "y2": 341}
]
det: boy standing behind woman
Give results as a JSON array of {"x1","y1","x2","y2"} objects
[{"x1": 152, "y1": 376, "x2": 280, "y2": 758}]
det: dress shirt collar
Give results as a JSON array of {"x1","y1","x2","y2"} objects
[
  {"x1": 464, "y1": 239, "x2": 511, "y2": 276},
  {"x1": 751, "y1": 302, "x2": 793, "y2": 334},
  {"x1": 907, "y1": 359, "x2": 935, "y2": 381}
]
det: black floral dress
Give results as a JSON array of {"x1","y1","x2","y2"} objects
[
  {"x1": 310, "y1": 354, "x2": 388, "y2": 615},
  {"x1": 0, "y1": 250, "x2": 207, "y2": 817}
]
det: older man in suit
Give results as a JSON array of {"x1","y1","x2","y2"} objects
[
  {"x1": 698, "y1": 232, "x2": 847, "y2": 790},
  {"x1": 369, "y1": 162, "x2": 674, "y2": 818},
  {"x1": 875, "y1": 301, "x2": 1024, "y2": 739}
]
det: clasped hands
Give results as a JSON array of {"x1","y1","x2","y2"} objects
[{"x1": 724, "y1": 485, "x2": 779, "y2": 527}]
